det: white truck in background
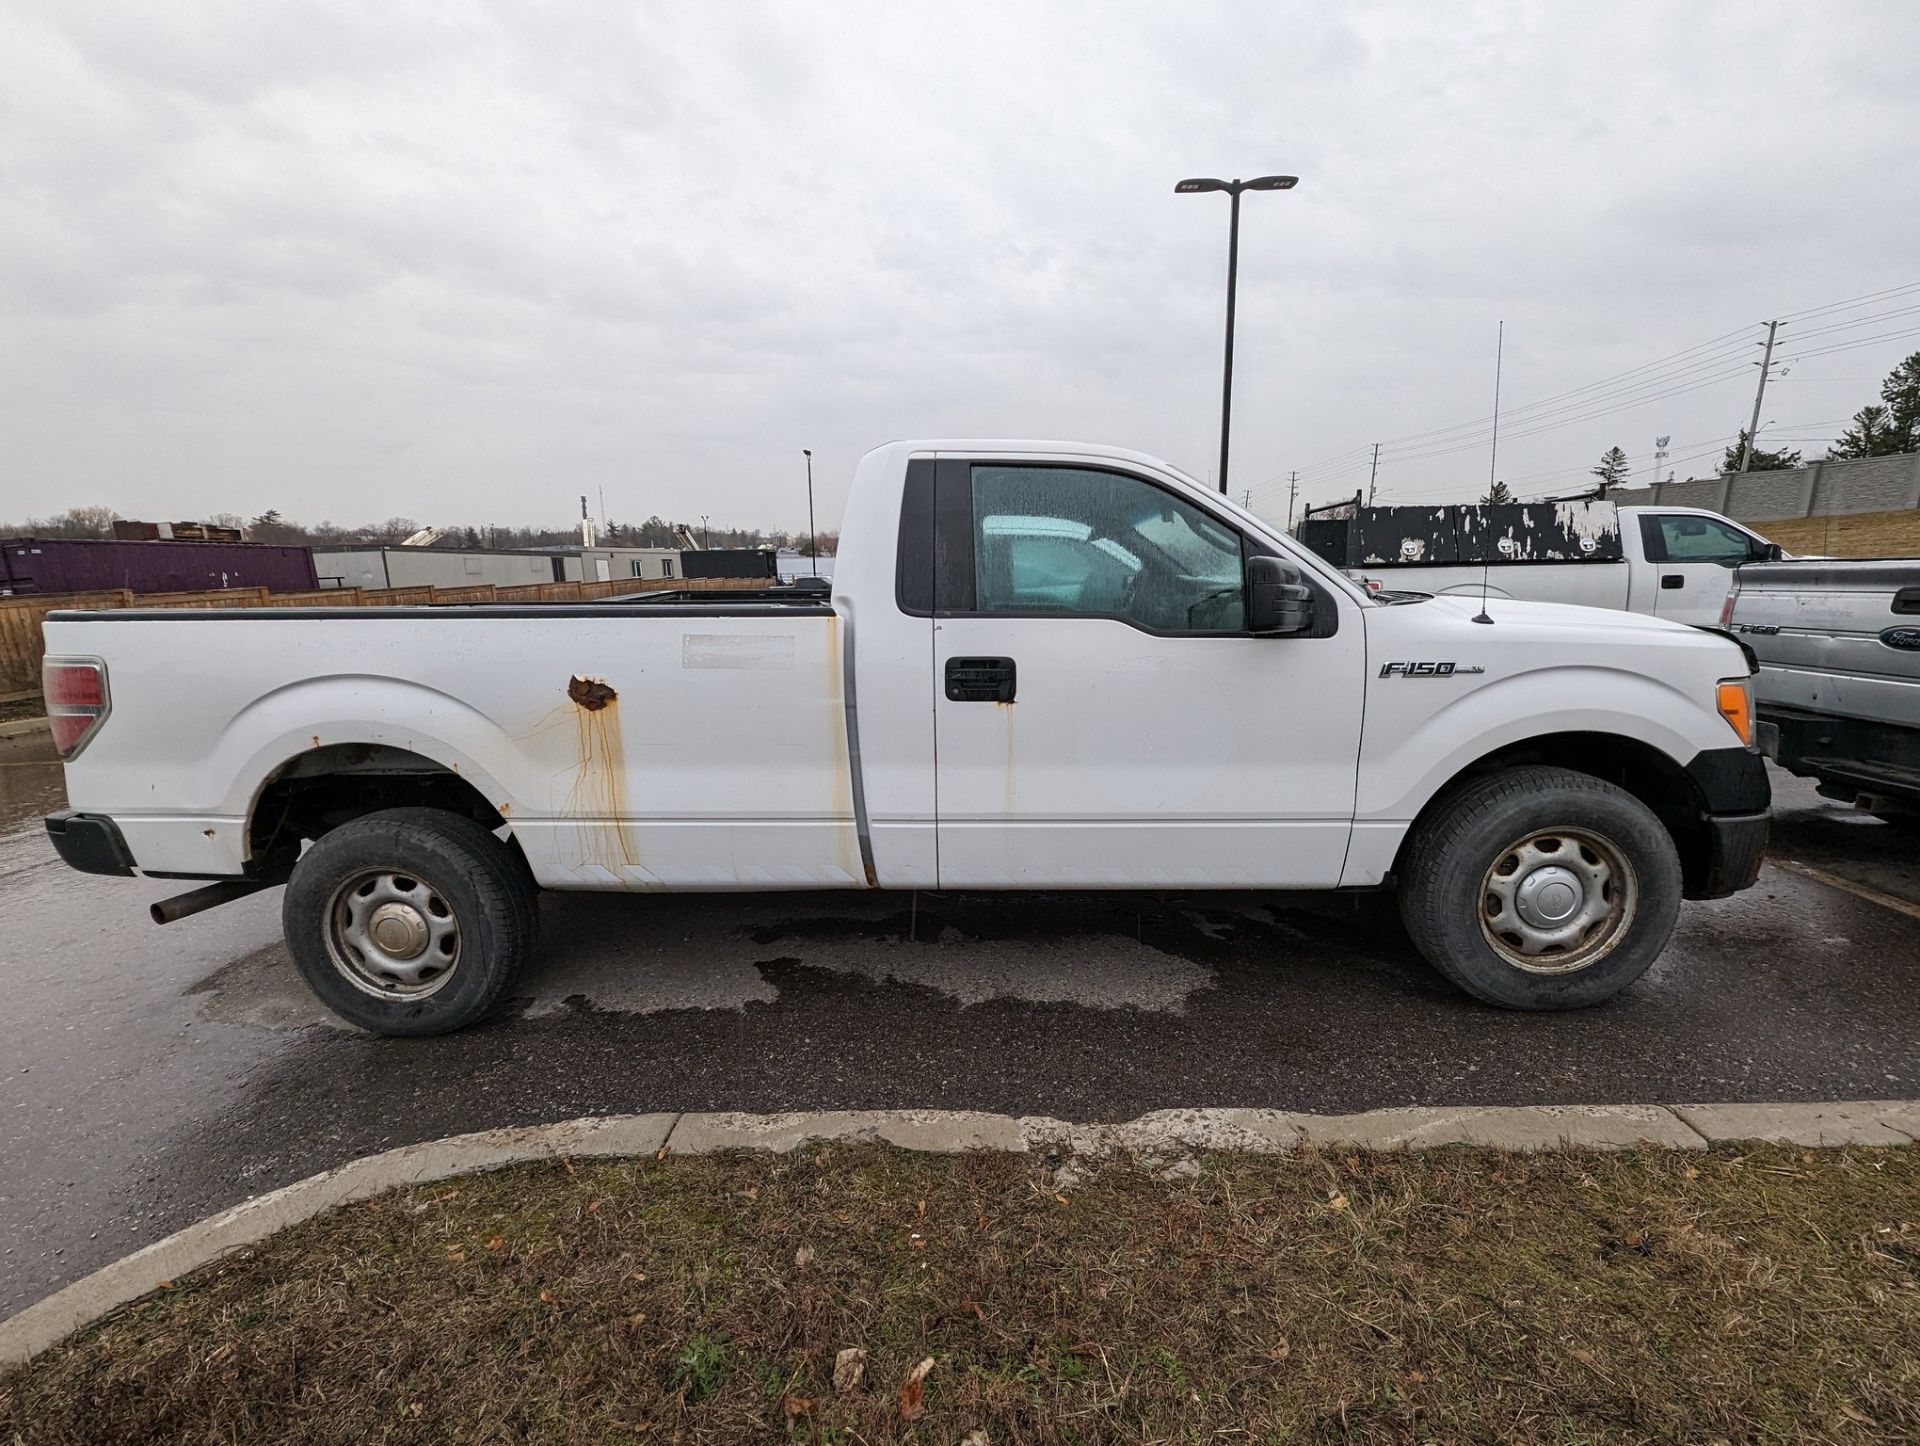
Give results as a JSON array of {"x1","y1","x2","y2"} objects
[
  {"x1": 1297, "y1": 500, "x2": 1786, "y2": 628},
  {"x1": 43, "y1": 440, "x2": 1768, "y2": 1035}
]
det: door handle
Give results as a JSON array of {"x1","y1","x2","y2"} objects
[
  {"x1": 1661, "y1": 574, "x2": 1685, "y2": 590},
  {"x1": 945, "y1": 656, "x2": 1016, "y2": 702}
]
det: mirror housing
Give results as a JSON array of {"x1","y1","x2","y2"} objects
[
  {"x1": 1246, "y1": 555, "x2": 1314, "y2": 635},
  {"x1": 1760, "y1": 541, "x2": 1785, "y2": 562}
]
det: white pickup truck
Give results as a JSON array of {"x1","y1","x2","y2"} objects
[
  {"x1": 42, "y1": 440, "x2": 1769, "y2": 1034},
  {"x1": 1303, "y1": 502, "x2": 1785, "y2": 628}
]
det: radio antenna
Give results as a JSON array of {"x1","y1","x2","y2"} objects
[{"x1": 1473, "y1": 319, "x2": 1503, "y2": 625}]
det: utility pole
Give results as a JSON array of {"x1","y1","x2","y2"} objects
[
  {"x1": 1286, "y1": 471, "x2": 1299, "y2": 529},
  {"x1": 1240, "y1": 489, "x2": 1252, "y2": 509},
  {"x1": 802, "y1": 449, "x2": 817, "y2": 577},
  {"x1": 1488, "y1": 321, "x2": 1505, "y2": 498},
  {"x1": 1738, "y1": 320, "x2": 1780, "y2": 473},
  {"x1": 1366, "y1": 442, "x2": 1381, "y2": 505}
]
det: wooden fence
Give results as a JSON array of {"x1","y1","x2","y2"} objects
[{"x1": 0, "y1": 575, "x2": 770, "y2": 698}]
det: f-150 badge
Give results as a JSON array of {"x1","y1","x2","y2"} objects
[{"x1": 1379, "y1": 661, "x2": 1486, "y2": 678}]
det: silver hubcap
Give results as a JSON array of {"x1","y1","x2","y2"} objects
[
  {"x1": 1479, "y1": 828, "x2": 1635, "y2": 975},
  {"x1": 327, "y1": 871, "x2": 460, "y2": 999}
]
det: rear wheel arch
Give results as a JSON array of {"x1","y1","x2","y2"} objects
[{"x1": 245, "y1": 743, "x2": 527, "y2": 882}]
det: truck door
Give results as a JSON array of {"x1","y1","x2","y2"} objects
[
  {"x1": 1638, "y1": 513, "x2": 1770, "y2": 625},
  {"x1": 928, "y1": 458, "x2": 1365, "y2": 888}
]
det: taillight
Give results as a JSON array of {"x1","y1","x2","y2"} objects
[
  {"x1": 43, "y1": 657, "x2": 109, "y2": 758},
  {"x1": 1717, "y1": 584, "x2": 1736, "y2": 629}
]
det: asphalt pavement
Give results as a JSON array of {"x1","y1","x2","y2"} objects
[{"x1": 3, "y1": 752, "x2": 1917, "y2": 1319}]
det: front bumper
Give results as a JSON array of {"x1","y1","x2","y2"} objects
[
  {"x1": 45, "y1": 809, "x2": 136, "y2": 877},
  {"x1": 1693, "y1": 810, "x2": 1769, "y2": 899},
  {"x1": 1681, "y1": 747, "x2": 1771, "y2": 899}
]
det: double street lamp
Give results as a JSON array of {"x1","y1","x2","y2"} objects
[{"x1": 1175, "y1": 174, "x2": 1298, "y2": 495}]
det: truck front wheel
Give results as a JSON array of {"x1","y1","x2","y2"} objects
[
  {"x1": 282, "y1": 807, "x2": 537, "y2": 1036},
  {"x1": 1398, "y1": 765, "x2": 1682, "y2": 1009}
]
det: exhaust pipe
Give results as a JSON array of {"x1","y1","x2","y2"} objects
[{"x1": 150, "y1": 878, "x2": 276, "y2": 925}]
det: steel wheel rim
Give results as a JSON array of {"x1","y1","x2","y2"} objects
[
  {"x1": 325, "y1": 869, "x2": 461, "y2": 1000},
  {"x1": 1478, "y1": 826, "x2": 1636, "y2": 975}
]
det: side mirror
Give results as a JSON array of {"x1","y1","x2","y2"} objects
[
  {"x1": 1246, "y1": 555, "x2": 1313, "y2": 634},
  {"x1": 1760, "y1": 542, "x2": 1784, "y2": 562}
]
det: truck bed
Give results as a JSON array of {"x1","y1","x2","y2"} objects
[
  {"x1": 1731, "y1": 558, "x2": 1920, "y2": 809},
  {"x1": 43, "y1": 602, "x2": 862, "y2": 889},
  {"x1": 1731, "y1": 560, "x2": 1920, "y2": 731}
]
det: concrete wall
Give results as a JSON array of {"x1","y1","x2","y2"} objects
[{"x1": 1609, "y1": 451, "x2": 1920, "y2": 524}]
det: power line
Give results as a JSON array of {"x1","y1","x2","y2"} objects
[
  {"x1": 1776, "y1": 279, "x2": 1920, "y2": 323},
  {"x1": 1268, "y1": 279, "x2": 1920, "y2": 510}
]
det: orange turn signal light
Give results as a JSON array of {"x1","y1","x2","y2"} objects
[{"x1": 1716, "y1": 678, "x2": 1753, "y2": 746}]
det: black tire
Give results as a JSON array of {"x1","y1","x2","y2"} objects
[
  {"x1": 1398, "y1": 765, "x2": 1682, "y2": 1010},
  {"x1": 282, "y1": 807, "x2": 536, "y2": 1036}
]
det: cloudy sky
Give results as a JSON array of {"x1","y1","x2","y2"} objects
[{"x1": 3, "y1": 1, "x2": 1917, "y2": 534}]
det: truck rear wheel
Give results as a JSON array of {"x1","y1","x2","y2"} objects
[
  {"x1": 282, "y1": 807, "x2": 537, "y2": 1036},
  {"x1": 1398, "y1": 766, "x2": 1682, "y2": 1009}
]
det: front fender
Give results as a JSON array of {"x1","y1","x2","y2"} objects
[{"x1": 1356, "y1": 664, "x2": 1721, "y2": 824}]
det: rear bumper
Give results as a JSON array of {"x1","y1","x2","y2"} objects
[{"x1": 45, "y1": 810, "x2": 136, "y2": 877}]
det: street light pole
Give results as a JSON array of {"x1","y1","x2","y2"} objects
[
  {"x1": 1176, "y1": 174, "x2": 1298, "y2": 495},
  {"x1": 802, "y1": 449, "x2": 817, "y2": 577}
]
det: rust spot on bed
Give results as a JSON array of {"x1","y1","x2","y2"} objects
[{"x1": 568, "y1": 676, "x2": 618, "y2": 711}]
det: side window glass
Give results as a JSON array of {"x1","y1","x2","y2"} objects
[
  {"x1": 1657, "y1": 515, "x2": 1751, "y2": 566},
  {"x1": 970, "y1": 466, "x2": 1246, "y2": 632}
]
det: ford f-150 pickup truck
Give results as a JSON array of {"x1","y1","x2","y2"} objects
[{"x1": 41, "y1": 440, "x2": 1770, "y2": 1034}]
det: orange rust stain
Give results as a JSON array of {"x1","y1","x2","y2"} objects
[
  {"x1": 310, "y1": 735, "x2": 322, "y2": 748},
  {"x1": 563, "y1": 676, "x2": 640, "y2": 875},
  {"x1": 1002, "y1": 699, "x2": 1016, "y2": 822},
  {"x1": 497, "y1": 801, "x2": 511, "y2": 817},
  {"x1": 822, "y1": 617, "x2": 871, "y2": 885}
]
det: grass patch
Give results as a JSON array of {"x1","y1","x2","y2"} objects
[{"x1": 4, "y1": 1143, "x2": 1917, "y2": 1441}]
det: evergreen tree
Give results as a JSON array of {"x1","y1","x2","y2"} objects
[
  {"x1": 1828, "y1": 404, "x2": 1901, "y2": 460},
  {"x1": 1480, "y1": 480, "x2": 1513, "y2": 504},
  {"x1": 1590, "y1": 446, "x2": 1631, "y2": 492},
  {"x1": 1720, "y1": 431, "x2": 1802, "y2": 474},
  {"x1": 1877, "y1": 350, "x2": 1919, "y2": 453}
]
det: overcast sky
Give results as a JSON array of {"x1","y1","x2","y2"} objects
[{"x1": 3, "y1": 1, "x2": 1918, "y2": 534}]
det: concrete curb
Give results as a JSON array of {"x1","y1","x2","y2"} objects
[
  {"x1": 4, "y1": 1099, "x2": 1916, "y2": 1366},
  {"x1": 0, "y1": 716, "x2": 49, "y2": 742}
]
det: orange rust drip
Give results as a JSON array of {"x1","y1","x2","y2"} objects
[{"x1": 565, "y1": 676, "x2": 637, "y2": 870}]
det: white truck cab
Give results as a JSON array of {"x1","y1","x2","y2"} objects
[{"x1": 43, "y1": 440, "x2": 1769, "y2": 1034}]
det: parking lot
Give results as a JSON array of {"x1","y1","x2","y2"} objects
[{"x1": 3, "y1": 749, "x2": 1917, "y2": 1319}]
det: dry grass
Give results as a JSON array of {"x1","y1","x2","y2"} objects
[{"x1": 4, "y1": 1144, "x2": 1918, "y2": 1443}]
